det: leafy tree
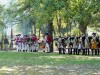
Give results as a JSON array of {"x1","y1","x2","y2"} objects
[{"x1": 72, "y1": 0, "x2": 100, "y2": 35}]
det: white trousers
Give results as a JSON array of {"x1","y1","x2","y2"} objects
[
  {"x1": 45, "y1": 43, "x2": 50, "y2": 52},
  {"x1": 16, "y1": 43, "x2": 22, "y2": 52},
  {"x1": 32, "y1": 44, "x2": 38, "y2": 51}
]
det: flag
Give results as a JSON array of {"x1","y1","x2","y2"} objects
[{"x1": 10, "y1": 27, "x2": 13, "y2": 49}]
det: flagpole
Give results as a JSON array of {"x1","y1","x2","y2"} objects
[
  {"x1": 1, "y1": 31, "x2": 3, "y2": 49},
  {"x1": 10, "y1": 25, "x2": 13, "y2": 50}
]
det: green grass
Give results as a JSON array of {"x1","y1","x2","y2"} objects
[
  {"x1": 0, "y1": 51, "x2": 100, "y2": 75},
  {"x1": 0, "y1": 51, "x2": 100, "y2": 66}
]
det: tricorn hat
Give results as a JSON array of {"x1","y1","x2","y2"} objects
[{"x1": 92, "y1": 33, "x2": 96, "y2": 36}]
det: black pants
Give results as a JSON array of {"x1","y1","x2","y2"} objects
[
  {"x1": 95, "y1": 49, "x2": 99, "y2": 55},
  {"x1": 76, "y1": 49, "x2": 80, "y2": 55},
  {"x1": 73, "y1": 48, "x2": 77, "y2": 54},
  {"x1": 68, "y1": 48, "x2": 72, "y2": 54},
  {"x1": 59, "y1": 48, "x2": 65, "y2": 54},
  {"x1": 91, "y1": 49, "x2": 99, "y2": 55},
  {"x1": 82, "y1": 49, "x2": 85, "y2": 55},
  {"x1": 85, "y1": 48, "x2": 90, "y2": 55}
]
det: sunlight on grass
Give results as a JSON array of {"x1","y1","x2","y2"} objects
[
  {"x1": 0, "y1": 66, "x2": 15, "y2": 71},
  {"x1": 88, "y1": 57, "x2": 100, "y2": 59},
  {"x1": 49, "y1": 56, "x2": 66, "y2": 59},
  {"x1": 40, "y1": 56, "x2": 66, "y2": 59}
]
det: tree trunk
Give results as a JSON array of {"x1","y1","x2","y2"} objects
[
  {"x1": 48, "y1": 20, "x2": 53, "y2": 52},
  {"x1": 30, "y1": 25, "x2": 33, "y2": 34},
  {"x1": 70, "y1": 22, "x2": 71, "y2": 36},
  {"x1": 53, "y1": 30, "x2": 56, "y2": 37},
  {"x1": 56, "y1": 15, "x2": 61, "y2": 36},
  {"x1": 39, "y1": 28, "x2": 41, "y2": 38},
  {"x1": 1, "y1": 31, "x2": 3, "y2": 49},
  {"x1": 78, "y1": 25, "x2": 87, "y2": 35},
  {"x1": 33, "y1": 24, "x2": 36, "y2": 34}
]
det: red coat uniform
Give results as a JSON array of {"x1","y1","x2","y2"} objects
[
  {"x1": 32, "y1": 36, "x2": 37, "y2": 42},
  {"x1": 14, "y1": 37, "x2": 19, "y2": 45},
  {"x1": 46, "y1": 35, "x2": 51, "y2": 44}
]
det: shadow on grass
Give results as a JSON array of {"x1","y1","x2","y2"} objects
[{"x1": 0, "y1": 65, "x2": 100, "y2": 75}]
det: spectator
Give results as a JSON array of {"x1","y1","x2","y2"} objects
[{"x1": 3, "y1": 36, "x2": 9, "y2": 50}]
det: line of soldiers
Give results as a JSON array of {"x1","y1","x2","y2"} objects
[
  {"x1": 55, "y1": 33, "x2": 100, "y2": 55},
  {"x1": 13, "y1": 33, "x2": 51, "y2": 52},
  {"x1": 14, "y1": 34, "x2": 38, "y2": 52}
]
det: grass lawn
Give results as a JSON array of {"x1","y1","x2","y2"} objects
[{"x1": 0, "y1": 51, "x2": 100, "y2": 75}]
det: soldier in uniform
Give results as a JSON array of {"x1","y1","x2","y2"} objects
[
  {"x1": 92, "y1": 33, "x2": 99, "y2": 55},
  {"x1": 24, "y1": 35, "x2": 29, "y2": 52},
  {"x1": 31, "y1": 34, "x2": 38, "y2": 52},
  {"x1": 17, "y1": 34, "x2": 23, "y2": 52},
  {"x1": 85, "y1": 36, "x2": 90, "y2": 55},
  {"x1": 45, "y1": 33, "x2": 51, "y2": 53},
  {"x1": 68, "y1": 36, "x2": 74, "y2": 54},
  {"x1": 58, "y1": 36, "x2": 62, "y2": 54},
  {"x1": 96, "y1": 36, "x2": 100, "y2": 55},
  {"x1": 27, "y1": 35, "x2": 33, "y2": 52},
  {"x1": 14, "y1": 35, "x2": 19, "y2": 52},
  {"x1": 80, "y1": 34, "x2": 86, "y2": 55},
  {"x1": 33, "y1": 34, "x2": 38, "y2": 52},
  {"x1": 61, "y1": 37, "x2": 66, "y2": 54},
  {"x1": 41, "y1": 34, "x2": 46, "y2": 52},
  {"x1": 91, "y1": 38, "x2": 97, "y2": 55},
  {"x1": 73, "y1": 36, "x2": 78, "y2": 54},
  {"x1": 77, "y1": 41, "x2": 82, "y2": 55}
]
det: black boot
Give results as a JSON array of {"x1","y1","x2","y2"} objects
[
  {"x1": 87, "y1": 49, "x2": 90, "y2": 55},
  {"x1": 62, "y1": 48, "x2": 65, "y2": 54},
  {"x1": 95, "y1": 50, "x2": 97, "y2": 55},
  {"x1": 59, "y1": 48, "x2": 62, "y2": 54},
  {"x1": 82, "y1": 49, "x2": 85, "y2": 55},
  {"x1": 73, "y1": 49, "x2": 76, "y2": 55},
  {"x1": 92, "y1": 49, "x2": 94, "y2": 56}
]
